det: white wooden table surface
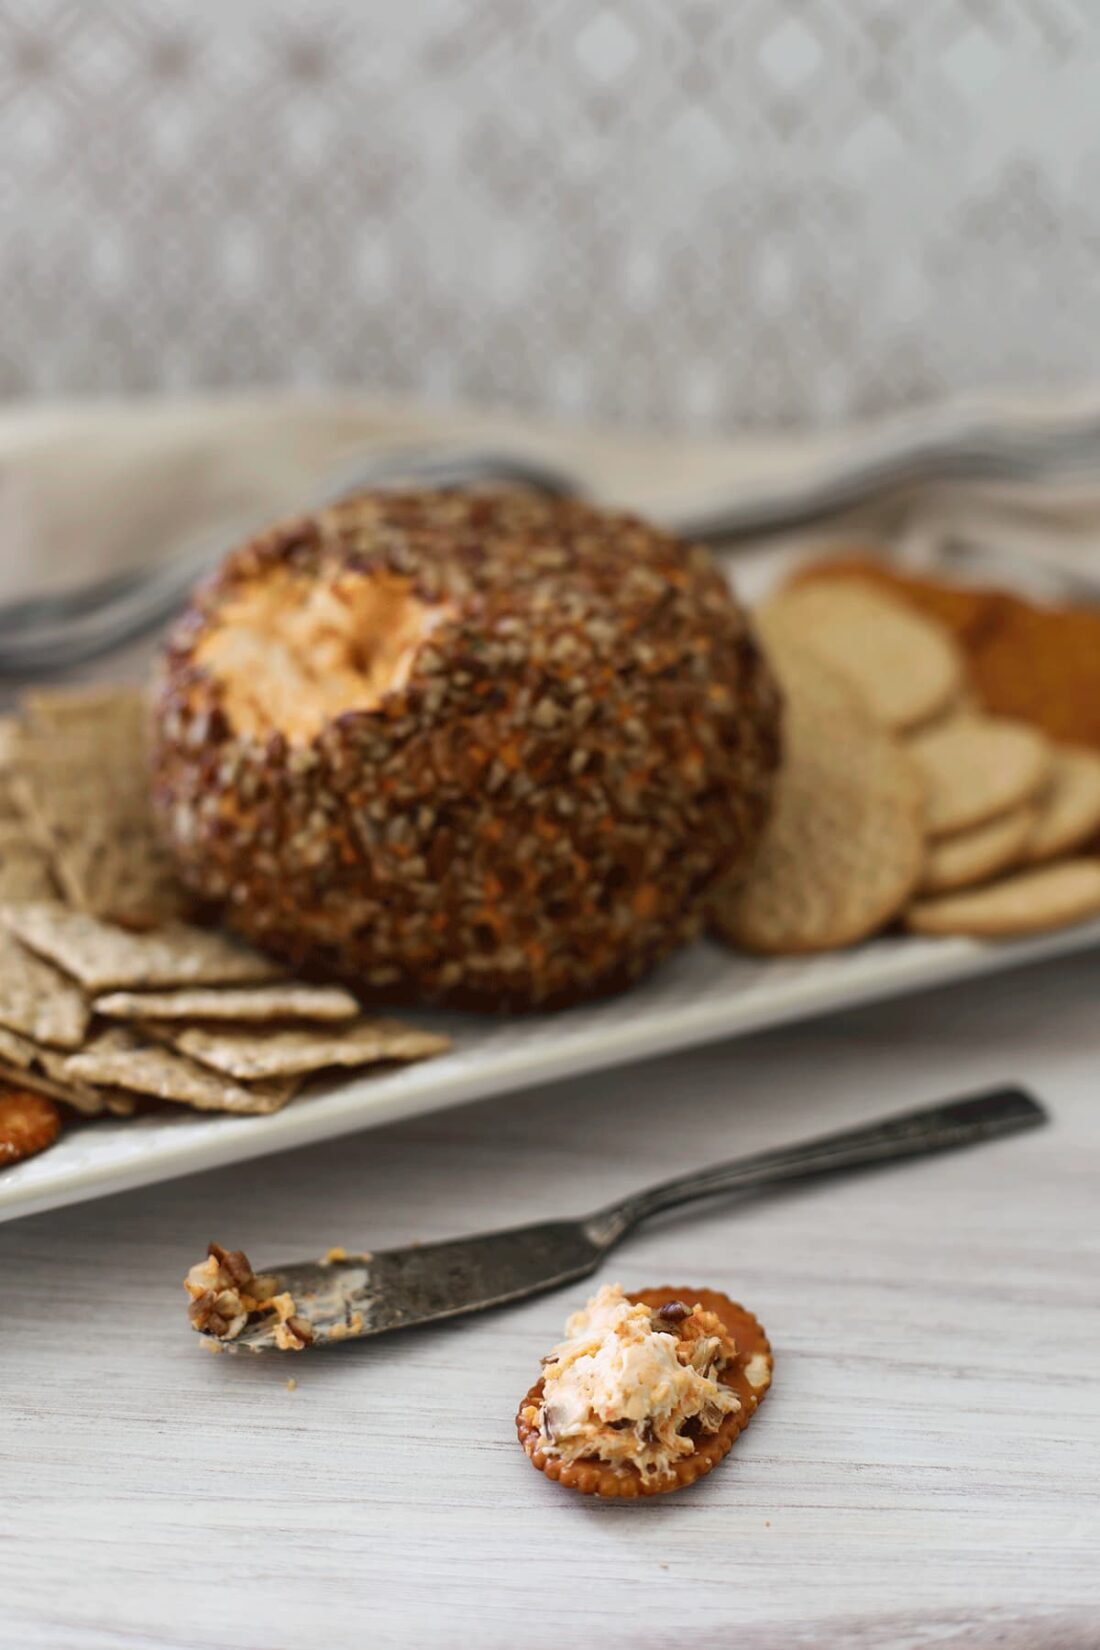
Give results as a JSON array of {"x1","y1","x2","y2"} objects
[{"x1": 2, "y1": 951, "x2": 1098, "y2": 1650}]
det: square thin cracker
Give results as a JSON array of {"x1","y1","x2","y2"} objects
[
  {"x1": 0, "y1": 821, "x2": 57, "y2": 903},
  {"x1": 0, "y1": 780, "x2": 23, "y2": 825},
  {"x1": 163, "y1": 1017, "x2": 450, "y2": 1082},
  {"x1": 93, "y1": 981, "x2": 360, "y2": 1024},
  {"x1": 0, "y1": 716, "x2": 19, "y2": 765},
  {"x1": 23, "y1": 685, "x2": 150, "y2": 734},
  {"x1": 0, "y1": 1026, "x2": 107, "y2": 1115},
  {"x1": 0, "y1": 1060, "x2": 106, "y2": 1114},
  {"x1": 61, "y1": 1028, "x2": 297, "y2": 1116},
  {"x1": 0, "y1": 1025, "x2": 36, "y2": 1071},
  {"x1": 10, "y1": 686, "x2": 191, "y2": 928},
  {"x1": 0, "y1": 717, "x2": 24, "y2": 822},
  {"x1": 1, "y1": 903, "x2": 283, "y2": 993},
  {"x1": 0, "y1": 925, "x2": 90, "y2": 1048},
  {"x1": 101, "y1": 1089, "x2": 142, "y2": 1117},
  {"x1": 39, "y1": 803, "x2": 187, "y2": 930}
]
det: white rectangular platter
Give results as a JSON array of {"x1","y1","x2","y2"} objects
[{"x1": 2, "y1": 917, "x2": 1098, "y2": 1224}]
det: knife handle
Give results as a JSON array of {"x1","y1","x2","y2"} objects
[{"x1": 585, "y1": 1086, "x2": 1046, "y2": 1246}]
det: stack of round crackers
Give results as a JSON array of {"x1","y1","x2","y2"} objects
[{"x1": 711, "y1": 576, "x2": 1100, "y2": 953}]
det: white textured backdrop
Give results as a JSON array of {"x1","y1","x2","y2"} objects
[{"x1": 2, "y1": 0, "x2": 1100, "y2": 428}]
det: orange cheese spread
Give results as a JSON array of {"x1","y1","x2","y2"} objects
[{"x1": 195, "y1": 568, "x2": 450, "y2": 742}]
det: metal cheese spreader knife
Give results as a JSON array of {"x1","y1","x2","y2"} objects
[{"x1": 200, "y1": 1086, "x2": 1044, "y2": 1352}]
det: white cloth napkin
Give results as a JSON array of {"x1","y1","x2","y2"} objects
[{"x1": 2, "y1": 391, "x2": 1100, "y2": 609}]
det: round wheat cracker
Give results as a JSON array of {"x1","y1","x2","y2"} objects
[
  {"x1": 711, "y1": 636, "x2": 924, "y2": 954},
  {"x1": 516, "y1": 1286, "x2": 772, "y2": 1498},
  {"x1": 907, "y1": 714, "x2": 1051, "y2": 838},
  {"x1": 919, "y1": 805, "x2": 1036, "y2": 895},
  {"x1": 0, "y1": 1084, "x2": 61, "y2": 1166},
  {"x1": 906, "y1": 860, "x2": 1100, "y2": 939},
  {"x1": 761, "y1": 578, "x2": 965, "y2": 732},
  {"x1": 1025, "y1": 746, "x2": 1100, "y2": 864}
]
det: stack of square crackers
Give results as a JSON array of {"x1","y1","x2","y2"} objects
[
  {"x1": 711, "y1": 575, "x2": 1100, "y2": 953},
  {"x1": 0, "y1": 687, "x2": 448, "y2": 1141}
]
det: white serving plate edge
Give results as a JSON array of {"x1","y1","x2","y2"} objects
[{"x1": 2, "y1": 918, "x2": 1098, "y2": 1225}]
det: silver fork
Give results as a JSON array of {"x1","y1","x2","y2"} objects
[{"x1": 199, "y1": 1085, "x2": 1044, "y2": 1352}]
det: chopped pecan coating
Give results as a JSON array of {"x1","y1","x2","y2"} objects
[
  {"x1": 653, "y1": 1299, "x2": 691, "y2": 1326},
  {"x1": 183, "y1": 1241, "x2": 311, "y2": 1349}
]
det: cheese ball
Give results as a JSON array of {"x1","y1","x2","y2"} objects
[{"x1": 151, "y1": 489, "x2": 780, "y2": 1010}]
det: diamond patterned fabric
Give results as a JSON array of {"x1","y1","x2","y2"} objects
[{"x1": 2, "y1": 0, "x2": 1099, "y2": 429}]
